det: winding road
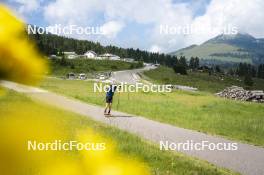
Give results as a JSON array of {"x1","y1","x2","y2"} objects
[{"x1": 110, "y1": 65, "x2": 155, "y2": 84}]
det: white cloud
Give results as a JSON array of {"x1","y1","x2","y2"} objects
[
  {"x1": 103, "y1": 0, "x2": 193, "y2": 51},
  {"x1": 187, "y1": 0, "x2": 264, "y2": 44},
  {"x1": 101, "y1": 21, "x2": 124, "y2": 38},
  {"x1": 13, "y1": 0, "x2": 40, "y2": 14},
  {"x1": 44, "y1": 0, "x2": 104, "y2": 25},
  {"x1": 150, "y1": 0, "x2": 264, "y2": 52},
  {"x1": 41, "y1": 0, "x2": 264, "y2": 52},
  {"x1": 149, "y1": 45, "x2": 162, "y2": 53},
  {"x1": 42, "y1": 0, "x2": 192, "y2": 50}
]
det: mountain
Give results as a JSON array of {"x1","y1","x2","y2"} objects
[{"x1": 171, "y1": 33, "x2": 264, "y2": 64}]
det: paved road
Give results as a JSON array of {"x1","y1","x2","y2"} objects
[
  {"x1": 111, "y1": 65, "x2": 155, "y2": 84},
  {"x1": 1, "y1": 80, "x2": 264, "y2": 175},
  {"x1": 111, "y1": 65, "x2": 198, "y2": 92}
]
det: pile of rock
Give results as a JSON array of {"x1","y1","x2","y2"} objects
[{"x1": 216, "y1": 86, "x2": 264, "y2": 103}]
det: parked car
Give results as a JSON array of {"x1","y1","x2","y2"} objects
[
  {"x1": 99, "y1": 75, "x2": 105, "y2": 80},
  {"x1": 78, "y1": 73, "x2": 86, "y2": 80},
  {"x1": 66, "y1": 73, "x2": 75, "y2": 80}
]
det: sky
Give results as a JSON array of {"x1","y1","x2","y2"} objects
[{"x1": 2, "y1": 0, "x2": 264, "y2": 53}]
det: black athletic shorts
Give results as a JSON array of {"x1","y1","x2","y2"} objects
[{"x1": 106, "y1": 96, "x2": 113, "y2": 103}]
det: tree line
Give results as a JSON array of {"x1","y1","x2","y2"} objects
[
  {"x1": 172, "y1": 56, "x2": 199, "y2": 75},
  {"x1": 29, "y1": 33, "x2": 177, "y2": 66},
  {"x1": 29, "y1": 32, "x2": 264, "y2": 84},
  {"x1": 234, "y1": 63, "x2": 264, "y2": 79}
]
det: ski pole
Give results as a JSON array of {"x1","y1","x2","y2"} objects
[{"x1": 117, "y1": 89, "x2": 120, "y2": 110}]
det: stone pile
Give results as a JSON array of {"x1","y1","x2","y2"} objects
[{"x1": 216, "y1": 86, "x2": 264, "y2": 103}]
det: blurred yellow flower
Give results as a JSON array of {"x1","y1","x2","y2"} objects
[
  {"x1": 0, "y1": 5, "x2": 47, "y2": 85},
  {"x1": 0, "y1": 86, "x2": 5, "y2": 96},
  {"x1": 0, "y1": 101, "x2": 150, "y2": 175},
  {"x1": 0, "y1": 5, "x2": 150, "y2": 175}
]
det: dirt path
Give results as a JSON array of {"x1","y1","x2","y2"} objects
[{"x1": 1, "y1": 80, "x2": 264, "y2": 175}]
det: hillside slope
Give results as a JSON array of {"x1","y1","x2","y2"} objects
[{"x1": 171, "y1": 33, "x2": 264, "y2": 64}]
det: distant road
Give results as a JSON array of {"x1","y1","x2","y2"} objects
[
  {"x1": 111, "y1": 65, "x2": 198, "y2": 92},
  {"x1": 111, "y1": 65, "x2": 156, "y2": 84}
]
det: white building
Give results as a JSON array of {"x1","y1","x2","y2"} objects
[
  {"x1": 99, "y1": 53, "x2": 121, "y2": 60},
  {"x1": 123, "y1": 58, "x2": 135, "y2": 62},
  {"x1": 84, "y1": 50, "x2": 97, "y2": 59},
  {"x1": 49, "y1": 55, "x2": 57, "y2": 59},
  {"x1": 63, "y1": 52, "x2": 78, "y2": 59}
]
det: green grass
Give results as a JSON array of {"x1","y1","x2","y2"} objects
[
  {"x1": 0, "y1": 88, "x2": 237, "y2": 175},
  {"x1": 210, "y1": 56, "x2": 252, "y2": 63},
  {"x1": 40, "y1": 78, "x2": 264, "y2": 146},
  {"x1": 175, "y1": 43, "x2": 238, "y2": 58},
  {"x1": 49, "y1": 59, "x2": 142, "y2": 76},
  {"x1": 144, "y1": 66, "x2": 264, "y2": 93},
  {"x1": 173, "y1": 43, "x2": 252, "y2": 63}
]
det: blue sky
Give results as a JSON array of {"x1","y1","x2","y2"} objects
[{"x1": 3, "y1": 0, "x2": 264, "y2": 53}]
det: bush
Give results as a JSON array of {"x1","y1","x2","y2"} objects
[
  {"x1": 244, "y1": 74, "x2": 254, "y2": 87},
  {"x1": 173, "y1": 64, "x2": 187, "y2": 75},
  {"x1": 111, "y1": 65, "x2": 118, "y2": 70}
]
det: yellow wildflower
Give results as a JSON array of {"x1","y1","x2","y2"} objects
[{"x1": 0, "y1": 5, "x2": 47, "y2": 85}]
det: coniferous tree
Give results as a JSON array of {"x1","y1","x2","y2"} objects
[
  {"x1": 258, "y1": 64, "x2": 264, "y2": 79},
  {"x1": 27, "y1": 33, "x2": 196, "y2": 69},
  {"x1": 189, "y1": 57, "x2": 195, "y2": 69},
  {"x1": 179, "y1": 56, "x2": 188, "y2": 68},
  {"x1": 173, "y1": 56, "x2": 187, "y2": 75},
  {"x1": 173, "y1": 63, "x2": 187, "y2": 75},
  {"x1": 237, "y1": 63, "x2": 257, "y2": 77},
  {"x1": 215, "y1": 65, "x2": 221, "y2": 73},
  {"x1": 194, "y1": 57, "x2": 199, "y2": 69},
  {"x1": 60, "y1": 52, "x2": 67, "y2": 66},
  {"x1": 244, "y1": 74, "x2": 254, "y2": 87}
]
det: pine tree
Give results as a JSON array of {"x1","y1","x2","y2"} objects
[
  {"x1": 258, "y1": 64, "x2": 264, "y2": 79},
  {"x1": 215, "y1": 65, "x2": 221, "y2": 73},
  {"x1": 244, "y1": 74, "x2": 254, "y2": 87},
  {"x1": 189, "y1": 57, "x2": 195, "y2": 69},
  {"x1": 173, "y1": 63, "x2": 187, "y2": 75},
  {"x1": 60, "y1": 52, "x2": 67, "y2": 66},
  {"x1": 179, "y1": 56, "x2": 188, "y2": 68},
  {"x1": 194, "y1": 57, "x2": 199, "y2": 69}
]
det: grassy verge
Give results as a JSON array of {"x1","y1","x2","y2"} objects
[
  {"x1": 143, "y1": 66, "x2": 264, "y2": 93},
  {"x1": 0, "y1": 88, "x2": 237, "y2": 175},
  {"x1": 40, "y1": 78, "x2": 264, "y2": 146},
  {"x1": 49, "y1": 59, "x2": 142, "y2": 76}
]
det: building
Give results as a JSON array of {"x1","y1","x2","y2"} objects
[
  {"x1": 99, "y1": 53, "x2": 121, "y2": 60},
  {"x1": 123, "y1": 58, "x2": 135, "y2": 62},
  {"x1": 84, "y1": 50, "x2": 97, "y2": 59},
  {"x1": 66, "y1": 73, "x2": 75, "y2": 79},
  {"x1": 49, "y1": 55, "x2": 58, "y2": 59},
  {"x1": 63, "y1": 52, "x2": 78, "y2": 59}
]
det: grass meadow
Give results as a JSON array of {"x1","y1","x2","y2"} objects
[
  {"x1": 40, "y1": 78, "x2": 264, "y2": 146},
  {"x1": 144, "y1": 66, "x2": 264, "y2": 93},
  {"x1": 172, "y1": 43, "x2": 252, "y2": 63},
  {"x1": 49, "y1": 59, "x2": 142, "y2": 76},
  {"x1": 0, "y1": 88, "x2": 237, "y2": 175}
]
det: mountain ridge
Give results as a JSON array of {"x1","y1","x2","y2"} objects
[{"x1": 171, "y1": 33, "x2": 264, "y2": 64}]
